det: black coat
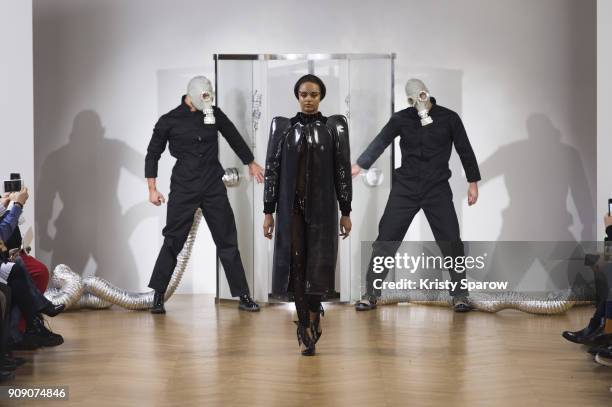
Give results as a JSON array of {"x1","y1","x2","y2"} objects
[{"x1": 264, "y1": 113, "x2": 352, "y2": 297}]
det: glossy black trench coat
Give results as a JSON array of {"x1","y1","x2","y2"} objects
[{"x1": 264, "y1": 115, "x2": 352, "y2": 297}]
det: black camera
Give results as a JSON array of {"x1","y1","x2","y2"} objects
[{"x1": 3, "y1": 173, "x2": 21, "y2": 193}]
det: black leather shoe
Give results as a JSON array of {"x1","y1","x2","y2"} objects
[
  {"x1": 40, "y1": 302, "x2": 66, "y2": 318},
  {"x1": 355, "y1": 295, "x2": 377, "y2": 311},
  {"x1": 452, "y1": 296, "x2": 473, "y2": 313},
  {"x1": 238, "y1": 295, "x2": 260, "y2": 312},
  {"x1": 150, "y1": 291, "x2": 166, "y2": 314},
  {"x1": 562, "y1": 323, "x2": 604, "y2": 344},
  {"x1": 28, "y1": 316, "x2": 64, "y2": 347}
]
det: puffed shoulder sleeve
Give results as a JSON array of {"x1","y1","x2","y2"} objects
[
  {"x1": 263, "y1": 117, "x2": 290, "y2": 214},
  {"x1": 327, "y1": 115, "x2": 352, "y2": 216}
]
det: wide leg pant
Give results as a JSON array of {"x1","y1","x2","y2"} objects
[
  {"x1": 148, "y1": 177, "x2": 250, "y2": 297},
  {"x1": 365, "y1": 178, "x2": 468, "y2": 298}
]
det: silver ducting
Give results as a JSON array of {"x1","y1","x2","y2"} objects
[{"x1": 44, "y1": 208, "x2": 203, "y2": 310}]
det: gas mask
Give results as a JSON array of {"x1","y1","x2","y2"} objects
[
  {"x1": 187, "y1": 76, "x2": 215, "y2": 124},
  {"x1": 405, "y1": 79, "x2": 433, "y2": 126}
]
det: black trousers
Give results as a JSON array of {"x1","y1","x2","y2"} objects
[
  {"x1": 148, "y1": 177, "x2": 250, "y2": 297},
  {"x1": 365, "y1": 178, "x2": 468, "y2": 298}
]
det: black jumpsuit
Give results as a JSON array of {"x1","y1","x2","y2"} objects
[
  {"x1": 145, "y1": 96, "x2": 253, "y2": 296},
  {"x1": 357, "y1": 98, "x2": 481, "y2": 298}
]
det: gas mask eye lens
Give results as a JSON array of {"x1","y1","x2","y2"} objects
[
  {"x1": 408, "y1": 98, "x2": 415, "y2": 106},
  {"x1": 418, "y1": 91, "x2": 428, "y2": 102}
]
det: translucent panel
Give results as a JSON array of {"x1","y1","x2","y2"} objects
[{"x1": 216, "y1": 55, "x2": 394, "y2": 302}]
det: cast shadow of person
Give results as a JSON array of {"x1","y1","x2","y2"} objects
[
  {"x1": 477, "y1": 113, "x2": 594, "y2": 293},
  {"x1": 37, "y1": 110, "x2": 157, "y2": 290}
]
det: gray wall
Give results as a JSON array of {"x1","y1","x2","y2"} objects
[
  {"x1": 32, "y1": 0, "x2": 597, "y2": 293},
  {"x1": 598, "y1": 0, "x2": 612, "y2": 238},
  {"x1": 1, "y1": 0, "x2": 34, "y2": 249}
]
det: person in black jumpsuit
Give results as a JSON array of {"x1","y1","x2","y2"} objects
[
  {"x1": 353, "y1": 91, "x2": 481, "y2": 312},
  {"x1": 145, "y1": 93, "x2": 263, "y2": 313}
]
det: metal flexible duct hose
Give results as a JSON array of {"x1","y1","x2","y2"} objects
[
  {"x1": 44, "y1": 208, "x2": 203, "y2": 310},
  {"x1": 378, "y1": 289, "x2": 591, "y2": 315}
]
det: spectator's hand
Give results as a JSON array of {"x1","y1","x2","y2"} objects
[
  {"x1": 10, "y1": 187, "x2": 29, "y2": 206},
  {"x1": 468, "y1": 182, "x2": 479, "y2": 206},
  {"x1": 340, "y1": 216, "x2": 352, "y2": 239},
  {"x1": 351, "y1": 164, "x2": 362, "y2": 178},
  {"x1": 1, "y1": 192, "x2": 10, "y2": 208},
  {"x1": 248, "y1": 161, "x2": 265, "y2": 184},
  {"x1": 605, "y1": 214, "x2": 612, "y2": 228},
  {"x1": 263, "y1": 214, "x2": 274, "y2": 239},
  {"x1": 149, "y1": 189, "x2": 166, "y2": 206}
]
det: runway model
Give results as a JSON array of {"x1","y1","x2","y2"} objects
[{"x1": 263, "y1": 74, "x2": 352, "y2": 355}]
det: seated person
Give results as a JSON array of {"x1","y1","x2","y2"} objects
[
  {"x1": 562, "y1": 214, "x2": 612, "y2": 366},
  {"x1": 0, "y1": 189, "x2": 64, "y2": 350},
  {"x1": 1, "y1": 204, "x2": 62, "y2": 349}
]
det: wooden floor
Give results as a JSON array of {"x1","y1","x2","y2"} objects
[{"x1": 7, "y1": 295, "x2": 612, "y2": 406}]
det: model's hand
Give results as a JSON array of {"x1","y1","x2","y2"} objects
[
  {"x1": 263, "y1": 214, "x2": 275, "y2": 239},
  {"x1": 340, "y1": 216, "x2": 352, "y2": 239},
  {"x1": 10, "y1": 187, "x2": 29, "y2": 206},
  {"x1": 249, "y1": 161, "x2": 265, "y2": 184},
  {"x1": 149, "y1": 189, "x2": 166, "y2": 206},
  {"x1": 351, "y1": 164, "x2": 362, "y2": 178},
  {"x1": 605, "y1": 214, "x2": 612, "y2": 228},
  {"x1": 467, "y1": 182, "x2": 478, "y2": 206}
]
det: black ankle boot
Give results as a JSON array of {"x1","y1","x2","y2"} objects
[
  {"x1": 151, "y1": 291, "x2": 166, "y2": 314},
  {"x1": 355, "y1": 295, "x2": 377, "y2": 311},
  {"x1": 31, "y1": 316, "x2": 64, "y2": 347},
  {"x1": 562, "y1": 318, "x2": 604, "y2": 344},
  {"x1": 16, "y1": 316, "x2": 64, "y2": 350},
  {"x1": 238, "y1": 294, "x2": 260, "y2": 312}
]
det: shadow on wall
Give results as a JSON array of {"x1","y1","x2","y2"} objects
[
  {"x1": 36, "y1": 110, "x2": 157, "y2": 289},
  {"x1": 479, "y1": 113, "x2": 594, "y2": 241}
]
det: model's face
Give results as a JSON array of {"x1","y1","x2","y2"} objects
[{"x1": 298, "y1": 82, "x2": 321, "y2": 114}]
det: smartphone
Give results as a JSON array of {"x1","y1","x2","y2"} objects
[{"x1": 609, "y1": 198, "x2": 612, "y2": 216}]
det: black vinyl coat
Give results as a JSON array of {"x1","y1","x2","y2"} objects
[{"x1": 264, "y1": 113, "x2": 352, "y2": 297}]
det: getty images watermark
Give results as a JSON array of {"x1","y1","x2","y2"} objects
[{"x1": 371, "y1": 252, "x2": 510, "y2": 292}]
